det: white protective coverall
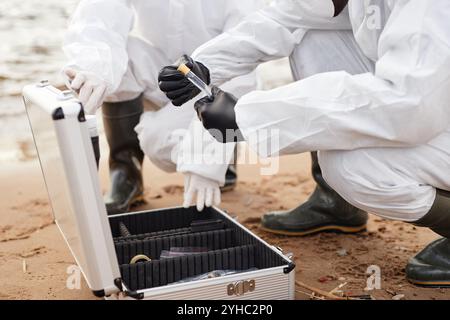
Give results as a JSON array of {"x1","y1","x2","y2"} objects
[
  {"x1": 192, "y1": 0, "x2": 450, "y2": 221},
  {"x1": 63, "y1": 0, "x2": 263, "y2": 186}
]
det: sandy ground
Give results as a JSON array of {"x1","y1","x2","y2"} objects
[{"x1": 1, "y1": 148, "x2": 448, "y2": 300}]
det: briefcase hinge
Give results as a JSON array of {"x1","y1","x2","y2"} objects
[
  {"x1": 283, "y1": 262, "x2": 296, "y2": 274},
  {"x1": 114, "y1": 278, "x2": 144, "y2": 300}
]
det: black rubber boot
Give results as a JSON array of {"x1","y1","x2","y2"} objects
[
  {"x1": 102, "y1": 95, "x2": 145, "y2": 215},
  {"x1": 261, "y1": 152, "x2": 368, "y2": 236},
  {"x1": 221, "y1": 146, "x2": 238, "y2": 192},
  {"x1": 406, "y1": 190, "x2": 450, "y2": 287}
]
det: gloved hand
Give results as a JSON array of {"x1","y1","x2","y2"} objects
[
  {"x1": 158, "y1": 55, "x2": 210, "y2": 106},
  {"x1": 63, "y1": 67, "x2": 108, "y2": 115},
  {"x1": 194, "y1": 86, "x2": 243, "y2": 143},
  {"x1": 183, "y1": 173, "x2": 221, "y2": 212}
]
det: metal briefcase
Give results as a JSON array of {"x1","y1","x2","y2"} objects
[{"x1": 22, "y1": 81, "x2": 296, "y2": 300}]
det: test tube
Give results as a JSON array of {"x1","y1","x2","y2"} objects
[{"x1": 177, "y1": 63, "x2": 213, "y2": 98}]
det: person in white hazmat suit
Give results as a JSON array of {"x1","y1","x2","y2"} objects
[
  {"x1": 159, "y1": 2, "x2": 371, "y2": 241},
  {"x1": 62, "y1": 0, "x2": 263, "y2": 214},
  {"x1": 159, "y1": 0, "x2": 450, "y2": 287}
]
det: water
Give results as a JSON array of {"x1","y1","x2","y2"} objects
[
  {"x1": 0, "y1": 0, "x2": 78, "y2": 107},
  {"x1": 0, "y1": 1, "x2": 77, "y2": 161}
]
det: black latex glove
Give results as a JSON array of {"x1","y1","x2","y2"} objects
[
  {"x1": 194, "y1": 86, "x2": 244, "y2": 143},
  {"x1": 332, "y1": 0, "x2": 349, "y2": 16},
  {"x1": 158, "y1": 55, "x2": 211, "y2": 106}
]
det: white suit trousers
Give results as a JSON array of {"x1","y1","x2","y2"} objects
[{"x1": 290, "y1": 30, "x2": 450, "y2": 222}]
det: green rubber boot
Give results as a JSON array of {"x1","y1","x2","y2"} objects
[
  {"x1": 221, "y1": 146, "x2": 238, "y2": 192},
  {"x1": 102, "y1": 95, "x2": 145, "y2": 215},
  {"x1": 261, "y1": 152, "x2": 368, "y2": 236},
  {"x1": 406, "y1": 190, "x2": 450, "y2": 287}
]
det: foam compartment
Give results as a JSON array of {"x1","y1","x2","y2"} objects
[{"x1": 109, "y1": 207, "x2": 288, "y2": 291}]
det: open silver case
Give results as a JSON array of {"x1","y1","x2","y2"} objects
[{"x1": 22, "y1": 81, "x2": 295, "y2": 300}]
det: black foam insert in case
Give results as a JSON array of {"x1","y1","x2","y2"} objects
[{"x1": 109, "y1": 207, "x2": 289, "y2": 291}]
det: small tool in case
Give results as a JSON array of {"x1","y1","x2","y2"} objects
[{"x1": 22, "y1": 81, "x2": 295, "y2": 300}]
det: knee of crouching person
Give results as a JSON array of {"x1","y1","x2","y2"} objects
[
  {"x1": 136, "y1": 124, "x2": 177, "y2": 173},
  {"x1": 318, "y1": 151, "x2": 361, "y2": 201},
  {"x1": 319, "y1": 150, "x2": 384, "y2": 215}
]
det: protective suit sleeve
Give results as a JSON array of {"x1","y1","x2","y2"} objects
[
  {"x1": 192, "y1": 0, "x2": 352, "y2": 85},
  {"x1": 235, "y1": 0, "x2": 450, "y2": 156},
  {"x1": 222, "y1": 0, "x2": 265, "y2": 32},
  {"x1": 62, "y1": 0, "x2": 134, "y2": 95},
  {"x1": 176, "y1": 116, "x2": 236, "y2": 186}
]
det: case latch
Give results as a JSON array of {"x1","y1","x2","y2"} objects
[
  {"x1": 37, "y1": 80, "x2": 50, "y2": 87},
  {"x1": 227, "y1": 279, "x2": 256, "y2": 296}
]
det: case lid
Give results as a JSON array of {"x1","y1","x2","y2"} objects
[{"x1": 23, "y1": 82, "x2": 122, "y2": 296}]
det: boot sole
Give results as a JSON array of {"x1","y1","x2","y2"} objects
[
  {"x1": 260, "y1": 224, "x2": 367, "y2": 237},
  {"x1": 107, "y1": 194, "x2": 146, "y2": 216},
  {"x1": 407, "y1": 279, "x2": 450, "y2": 288},
  {"x1": 220, "y1": 184, "x2": 236, "y2": 193},
  {"x1": 129, "y1": 194, "x2": 146, "y2": 208}
]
